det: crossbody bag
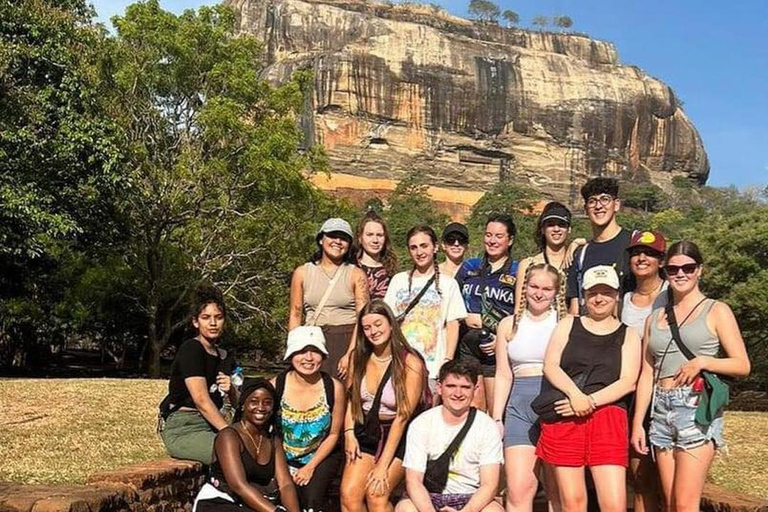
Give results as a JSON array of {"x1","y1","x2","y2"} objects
[{"x1": 423, "y1": 407, "x2": 478, "y2": 493}]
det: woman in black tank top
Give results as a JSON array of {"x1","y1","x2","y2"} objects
[
  {"x1": 194, "y1": 379, "x2": 300, "y2": 512},
  {"x1": 536, "y1": 265, "x2": 642, "y2": 512}
]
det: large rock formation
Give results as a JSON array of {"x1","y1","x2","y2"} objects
[{"x1": 226, "y1": 0, "x2": 709, "y2": 213}]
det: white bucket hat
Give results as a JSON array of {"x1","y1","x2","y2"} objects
[{"x1": 284, "y1": 326, "x2": 329, "y2": 360}]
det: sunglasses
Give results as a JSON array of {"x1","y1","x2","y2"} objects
[
  {"x1": 629, "y1": 247, "x2": 664, "y2": 259},
  {"x1": 664, "y1": 263, "x2": 699, "y2": 276},
  {"x1": 443, "y1": 235, "x2": 468, "y2": 246}
]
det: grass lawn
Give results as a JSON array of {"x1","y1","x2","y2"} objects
[{"x1": 1, "y1": 378, "x2": 767, "y2": 498}]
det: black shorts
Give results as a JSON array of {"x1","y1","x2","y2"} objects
[
  {"x1": 458, "y1": 328, "x2": 496, "y2": 378},
  {"x1": 358, "y1": 420, "x2": 407, "y2": 461}
]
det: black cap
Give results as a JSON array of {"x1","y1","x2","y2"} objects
[
  {"x1": 442, "y1": 222, "x2": 469, "y2": 241},
  {"x1": 540, "y1": 203, "x2": 571, "y2": 225}
]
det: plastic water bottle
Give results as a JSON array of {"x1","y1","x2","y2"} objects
[{"x1": 221, "y1": 366, "x2": 245, "y2": 422}]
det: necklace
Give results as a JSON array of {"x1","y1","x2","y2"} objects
[
  {"x1": 240, "y1": 421, "x2": 264, "y2": 456},
  {"x1": 371, "y1": 353, "x2": 393, "y2": 363}
]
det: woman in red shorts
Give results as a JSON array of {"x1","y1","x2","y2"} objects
[{"x1": 536, "y1": 265, "x2": 641, "y2": 512}]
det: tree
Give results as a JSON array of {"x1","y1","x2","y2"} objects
[
  {"x1": 468, "y1": 0, "x2": 500, "y2": 24},
  {"x1": 105, "y1": 1, "x2": 332, "y2": 375},
  {"x1": 622, "y1": 183, "x2": 668, "y2": 213},
  {"x1": 532, "y1": 15, "x2": 549, "y2": 29},
  {"x1": 0, "y1": 0, "x2": 125, "y2": 368},
  {"x1": 553, "y1": 15, "x2": 574, "y2": 30},
  {"x1": 502, "y1": 9, "x2": 520, "y2": 27}
]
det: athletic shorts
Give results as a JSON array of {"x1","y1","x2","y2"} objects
[
  {"x1": 536, "y1": 405, "x2": 629, "y2": 467},
  {"x1": 649, "y1": 386, "x2": 724, "y2": 451},
  {"x1": 503, "y1": 375, "x2": 545, "y2": 447}
]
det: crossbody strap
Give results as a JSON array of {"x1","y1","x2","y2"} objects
[
  {"x1": 397, "y1": 274, "x2": 436, "y2": 322},
  {"x1": 663, "y1": 298, "x2": 709, "y2": 362},
  {"x1": 432, "y1": 407, "x2": 477, "y2": 464},
  {"x1": 306, "y1": 263, "x2": 344, "y2": 326},
  {"x1": 361, "y1": 363, "x2": 394, "y2": 426},
  {"x1": 576, "y1": 243, "x2": 589, "y2": 311}
]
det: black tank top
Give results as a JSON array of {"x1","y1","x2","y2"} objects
[
  {"x1": 210, "y1": 428, "x2": 275, "y2": 495},
  {"x1": 561, "y1": 318, "x2": 628, "y2": 408}
]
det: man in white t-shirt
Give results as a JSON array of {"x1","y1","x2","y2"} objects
[{"x1": 397, "y1": 360, "x2": 503, "y2": 512}]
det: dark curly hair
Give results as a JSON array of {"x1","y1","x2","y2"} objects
[
  {"x1": 580, "y1": 177, "x2": 619, "y2": 202},
  {"x1": 189, "y1": 282, "x2": 227, "y2": 321}
]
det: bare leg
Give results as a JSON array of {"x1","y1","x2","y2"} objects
[
  {"x1": 671, "y1": 443, "x2": 715, "y2": 512},
  {"x1": 504, "y1": 446, "x2": 539, "y2": 512},
  {"x1": 365, "y1": 458, "x2": 405, "y2": 512},
  {"x1": 551, "y1": 466, "x2": 587, "y2": 512},
  {"x1": 472, "y1": 377, "x2": 487, "y2": 411},
  {"x1": 654, "y1": 448, "x2": 676, "y2": 511},
  {"x1": 341, "y1": 453, "x2": 375, "y2": 512},
  {"x1": 484, "y1": 376, "x2": 496, "y2": 414},
  {"x1": 630, "y1": 453, "x2": 660, "y2": 512},
  {"x1": 589, "y1": 465, "x2": 626, "y2": 512}
]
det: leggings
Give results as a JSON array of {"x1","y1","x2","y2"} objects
[{"x1": 294, "y1": 450, "x2": 343, "y2": 512}]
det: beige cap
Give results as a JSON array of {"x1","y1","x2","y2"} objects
[
  {"x1": 284, "y1": 326, "x2": 328, "y2": 360},
  {"x1": 582, "y1": 265, "x2": 620, "y2": 291}
]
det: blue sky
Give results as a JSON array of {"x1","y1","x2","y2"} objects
[{"x1": 93, "y1": 0, "x2": 768, "y2": 189}]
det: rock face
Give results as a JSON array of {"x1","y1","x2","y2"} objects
[{"x1": 226, "y1": 0, "x2": 709, "y2": 211}]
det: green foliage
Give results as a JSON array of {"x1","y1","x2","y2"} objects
[
  {"x1": 622, "y1": 183, "x2": 668, "y2": 212},
  {"x1": 532, "y1": 15, "x2": 549, "y2": 28},
  {"x1": 502, "y1": 10, "x2": 519, "y2": 26},
  {"x1": 553, "y1": 15, "x2": 574, "y2": 29},
  {"x1": 468, "y1": 0, "x2": 500, "y2": 24}
]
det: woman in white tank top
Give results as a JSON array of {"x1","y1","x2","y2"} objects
[{"x1": 491, "y1": 264, "x2": 563, "y2": 512}]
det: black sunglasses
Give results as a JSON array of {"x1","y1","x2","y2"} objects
[
  {"x1": 629, "y1": 247, "x2": 664, "y2": 259},
  {"x1": 443, "y1": 235, "x2": 468, "y2": 245},
  {"x1": 663, "y1": 263, "x2": 699, "y2": 276}
]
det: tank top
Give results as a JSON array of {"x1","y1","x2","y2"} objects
[
  {"x1": 303, "y1": 262, "x2": 357, "y2": 326},
  {"x1": 280, "y1": 387, "x2": 332, "y2": 467},
  {"x1": 620, "y1": 283, "x2": 668, "y2": 332},
  {"x1": 560, "y1": 318, "x2": 628, "y2": 408},
  {"x1": 361, "y1": 374, "x2": 397, "y2": 417},
  {"x1": 209, "y1": 429, "x2": 275, "y2": 493},
  {"x1": 360, "y1": 263, "x2": 391, "y2": 300},
  {"x1": 507, "y1": 310, "x2": 558, "y2": 374},
  {"x1": 648, "y1": 299, "x2": 719, "y2": 379}
]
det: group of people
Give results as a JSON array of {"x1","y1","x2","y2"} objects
[{"x1": 158, "y1": 177, "x2": 751, "y2": 512}]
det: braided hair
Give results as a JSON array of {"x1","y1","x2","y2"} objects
[
  {"x1": 406, "y1": 225, "x2": 441, "y2": 297},
  {"x1": 514, "y1": 263, "x2": 565, "y2": 326}
]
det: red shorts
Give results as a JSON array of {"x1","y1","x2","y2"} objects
[{"x1": 536, "y1": 405, "x2": 628, "y2": 467}]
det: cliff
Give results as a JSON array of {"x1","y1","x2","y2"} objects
[{"x1": 226, "y1": 0, "x2": 709, "y2": 212}]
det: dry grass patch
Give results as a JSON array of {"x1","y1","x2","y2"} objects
[
  {"x1": 0, "y1": 378, "x2": 166, "y2": 484},
  {"x1": 710, "y1": 411, "x2": 768, "y2": 497}
]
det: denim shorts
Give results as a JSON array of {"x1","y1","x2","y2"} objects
[
  {"x1": 649, "y1": 386, "x2": 725, "y2": 451},
  {"x1": 503, "y1": 375, "x2": 545, "y2": 447}
]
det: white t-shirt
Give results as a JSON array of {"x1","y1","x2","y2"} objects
[
  {"x1": 384, "y1": 272, "x2": 467, "y2": 378},
  {"x1": 403, "y1": 406, "x2": 503, "y2": 495}
]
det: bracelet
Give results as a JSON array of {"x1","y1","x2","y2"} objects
[
  {"x1": 275, "y1": 506, "x2": 287, "y2": 512},
  {"x1": 344, "y1": 427, "x2": 354, "y2": 432}
]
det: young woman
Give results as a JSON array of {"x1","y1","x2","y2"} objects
[
  {"x1": 193, "y1": 379, "x2": 300, "y2": 512},
  {"x1": 515, "y1": 202, "x2": 574, "y2": 321},
  {"x1": 271, "y1": 326, "x2": 346, "y2": 512},
  {"x1": 455, "y1": 214, "x2": 517, "y2": 411},
  {"x1": 537, "y1": 265, "x2": 641, "y2": 512},
  {"x1": 631, "y1": 241, "x2": 750, "y2": 512},
  {"x1": 289, "y1": 217, "x2": 369, "y2": 379},
  {"x1": 492, "y1": 264, "x2": 563, "y2": 512},
  {"x1": 356, "y1": 210, "x2": 398, "y2": 300},
  {"x1": 384, "y1": 225, "x2": 467, "y2": 390},
  {"x1": 161, "y1": 284, "x2": 238, "y2": 465},
  {"x1": 341, "y1": 300, "x2": 426, "y2": 512},
  {"x1": 438, "y1": 222, "x2": 469, "y2": 278},
  {"x1": 621, "y1": 230, "x2": 667, "y2": 512}
]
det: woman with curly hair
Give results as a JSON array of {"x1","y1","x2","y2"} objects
[{"x1": 341, "y1": 300, "x2": 427, "y2": 512}]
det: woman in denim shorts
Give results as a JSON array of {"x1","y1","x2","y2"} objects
[{"x1": 631, "y1": 241, "x2": 751, "y2": 512}]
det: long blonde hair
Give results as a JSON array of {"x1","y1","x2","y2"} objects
[{"x1": 349, "y1": 300, "x2": 422, "y2": 423}]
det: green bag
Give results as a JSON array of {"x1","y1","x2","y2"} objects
[{"x1": 695, "y1": 371, "x2": 729, "y2": 427}]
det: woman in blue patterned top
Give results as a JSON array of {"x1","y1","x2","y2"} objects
[{"x1": 271, "y1": 326, "x2": 346, "y2": 512}]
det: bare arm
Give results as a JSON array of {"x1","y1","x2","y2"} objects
[
  {"x1": 445, "y1": 320, "x2": 459, "y2": 360},
  {"x1": 492, "y1": 316, "x2": 515, "y2": 423},
  {"x1": 404, "y1": 469, "x2": 437, "y2": 512},
  {"x1": 568, "y1": 297, "x2": 579, "y2": 316},
  {"x1": 461, "y1": 463, "x2": 501, "y2": 512},
  {"x1": 631, "y1": 317, "x2": 656, "y2": 455},
  {"x1": 514, "y1": 258, "x2": 530, "y2": 316},
  {"x1": 339, "y1": 268, "x2": 370, "y2": 378},
  {"x1": 589, "y1": 326, "x2": 641, "y2": 407},
  {"x1": 216, "y1": 430, "x2": 280, "y2": 512},
  {"x1": 185, "y1": 376, "x2": 228, "y2": 431},
  {"x1": 288, "y1": 265, "x2": 305, "y2": 330}
]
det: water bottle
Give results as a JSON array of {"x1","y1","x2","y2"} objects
[{"x1": 221, "y1": 366, "x2": 245, "y2": 422}]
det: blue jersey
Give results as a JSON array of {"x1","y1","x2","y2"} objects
[{"x1": 455, "y1": 257, "x2": 518, "y2": 331}]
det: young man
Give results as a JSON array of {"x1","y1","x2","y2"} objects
[
  {"x1": 397, "y1": 360, "x2": 503, "y2": 512},
  {"x1": 567, "y1": 177, "x2": 633, "y2": 315}
]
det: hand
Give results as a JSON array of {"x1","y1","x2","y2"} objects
[
  {"x1": 337, "y1": 352, "x2": 351, "y2": 381},
  {"x1": 292, "y1": 464, "x2": 315, "y2": 486},
  {"x1": 365, "y1": 463, "x2": 390, "y2": 497},
  {"x1": 479, "y1": 338, "x2": 496, "y2": 356},
  {"x1": 495, "y1": 419, "x2": 504, "y2": 438},
  {"x1": 674, "y1": 357, "x2": 705, "y2": 387},
  {"x1": 554, "y1": 398, "x2": 575, "y2": 417},
  {"x1": 564, "y1": 238, "x2": 587, "y2": 268},
  {"x1": 568, "y1": 391, "x2": 595, "y2": 417},
  {"x1": 631, "y1": 425, "x2": 648, "y2": 455},
  {"x1": 216, "y1": 372, "x2": 232, "y2": 394},
  {"x1": 344, "y1": 431, "x2": 361, "y2": 464}
]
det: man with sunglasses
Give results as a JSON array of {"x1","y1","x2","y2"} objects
[{"x1": 567, "y1": 177, "x2": 634, "y2": 315}]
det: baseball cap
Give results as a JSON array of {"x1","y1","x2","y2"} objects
[
  {"x1": 627, "y1": 230, "x2": 666, "y2": 256},
  {"x1": 441, "y1": 222, "x2": 469, "y2": 241},
  {"x1": 540, "y1": 203, "x2": 572, "y2": 225},
  {"x1": 317, "y1": 218, "x2": 353, "y2": 240},
  {"x1": 582, "y1": 265, "x2": 620, "y2": 291},
  {"x1": 284, "y1": 326, "x2": 329, "y2": 360}
]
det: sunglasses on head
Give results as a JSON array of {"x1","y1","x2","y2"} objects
[
  {"x1": 444, "y1": 235, "x2": 468, "y2": 245},
  {"x1": 664, "y1": 263, "x2": 699, "y2": 276}
]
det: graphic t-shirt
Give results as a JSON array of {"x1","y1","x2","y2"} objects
[
  {"x1": 455, "y1": 257, "x2": 519, "y2": 331},
  {"x1": 384, "y1": 272, "x2": 467, "y2": 378},
  {"x1": 566, "y1": 228, "x2": 634, "y2": 303},
  {"x1": 403, "y1": 406, "x2": 503, "y2": 494}
]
